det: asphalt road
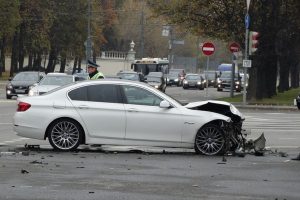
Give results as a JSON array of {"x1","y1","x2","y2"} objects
[{"x1": 0, "y1": 85, "x2": 299, "y2": 200}]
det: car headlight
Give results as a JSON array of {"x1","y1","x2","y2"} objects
[
  {"x1": 203, "y1": 80, "x2": 206, "y2": 83},
  {"x1": 217, "y1": 80, "x2": 221, "y2": 83},
  {"x1": 197, "y1": 81, "x2": 201, "y2": 84},
  {"x1": 183, "y1": 80, "x2": 188, "y2": 84},
  {"x1": 154, "y1": 85, "x2": 159, "y2": 89},
  {"x1": 235, "y1": 81, "x2": 240, "y2": 85},
  {"x1": 28, "y1": 90, "x2": 38, "y2": 96},
  {"x1": 211, "y1": 80, "x2": 214, "y2": 83},
  {"x1": 175, "y1": 78, "x2": 178, "y2": 82},
  {"x1": 166, "y1": 78, "x2": 169, "y2": 82}
]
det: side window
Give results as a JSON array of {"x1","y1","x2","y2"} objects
[
  {"x1": 68, "y1": 86, "x2": 88, "y2": 101},
  {"x1": 87, "y1": 84, "x2": 120, "y2": 103},
  {"x1": 122, "y1": 85, "x2": 162, "y2": 106}
]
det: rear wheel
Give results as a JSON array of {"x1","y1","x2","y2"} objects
[
  {"x1": 195, "y1": 123, "x2": 225, "y2": 155},
  {"x1": 48, "y1": 119, "x2": 83, "y2": 151}
]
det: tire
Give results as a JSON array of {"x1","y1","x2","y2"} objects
[
  {"x1": 6, "y1": 95, "x2": 12, "y2": 99},
  {"x1": 297, "y1": 103, "x2": 300, "y2": 110},
  {"x1": 217, "y1": 88, "x2": 223, "y2": 92},
  {"x1": 194, "y1": 123, "x2": 225, "y2": 155},
  {"x1": 48, "y1": 119, "x2": 83, "y2": 151}
]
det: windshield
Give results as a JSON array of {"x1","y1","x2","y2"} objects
[
  {"x1": 119, "y1": 73, "x2": 139, "y2": 81},
  {"x1": 167, "y1": 72, "x2": 178, "y2": 77},
  {"x1": 39, "y1": 76, "x2": 74, "y2": 86},
  {"x1": 147, "y1": 76, "x2": 161, "y2": 83},
  {"x1": 186, "y1": 75, "x2": 199, "y2": 80},
  {"x1": 13, "y1": 73, "x2": 39, "y2": 81},
  {"x1": 220, "y1": 72, "x2": 239, "y2": 79},
  {"x1": 206, "y1": 73, "x2": 216, "y2": 79}
]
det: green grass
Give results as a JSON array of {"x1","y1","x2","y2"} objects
[{"x1": 219, "y1": 88, "x2": 300, "y2": 106}]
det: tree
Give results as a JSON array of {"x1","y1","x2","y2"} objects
[{"x1": 0, "y1": 0, "x2": 20, "y2": 77}]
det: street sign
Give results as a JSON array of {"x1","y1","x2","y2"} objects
[
  {"x1": 202, "y1": 42, "x2": 215, "y2": 56},
  {"x1": 243, "y1": 59, "x2": 252, "y2": 68},
  {"x1": 229, "y1": 42, "x2": 240, "y2": 53},
  {"x1": 245, "y1": 14, "x2": 250, "y2": 29}
]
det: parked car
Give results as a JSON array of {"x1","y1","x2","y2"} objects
[
  {"x1": 146, "y1": 75, "x2": 166, "y2": 92},
  {"x1": 217, "y1": 72, "x2": 241, "y2": 92},
  {"x1": 6, "y1": 71, "x2": 45, "y2": 99},
  {"x1": 117, "y1": 71, "x2": 145, "y2": 82},
  {"x1": 28, "y1": 73, "x2": 78, "y2": 96},
  {"x1": 182, "y1": 74, "x2": 205, "y2": 90},
  {"x1": 13, "y1": 80, "x2": 245, "y2": 155},
  {"x1": 204, "y1": 71, "x2": 218, "y2": 87},
  {"x1": 168, "y1": 69, "x2": 186, "y2": 86},
  {"x1": 295, "y1": 93, "x2": 300, "y2": 109}
]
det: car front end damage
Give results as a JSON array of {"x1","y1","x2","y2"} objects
[{"x1": 185, "y1": 101, "x2": 251, "y2": 155}]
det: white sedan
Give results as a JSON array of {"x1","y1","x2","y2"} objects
[
  {"x1": 28, "y1": 73, "x2": 78, "y2": 96},
  {"x1": 14, "y1": 80, "x2": 244, "y2": 155}
]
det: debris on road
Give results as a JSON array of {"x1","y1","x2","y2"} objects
[
  {"x1": 21, "y1": 169, "x2": 29, "y2": 174},
  {"x1": 291, "y1": 153, "x2": 300, "y2": 161}
]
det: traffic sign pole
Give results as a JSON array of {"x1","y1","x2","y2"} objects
[
  {"x1": 206, "y1": 56, "x2": 209, "y2": 98},
  {"x1": 202, "y1": 42, "x2": 215, "y2": 99}
]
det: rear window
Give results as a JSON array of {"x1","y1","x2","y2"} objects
[{"x1": 68, "y1": 84, "x2": 121, "y2": 103}]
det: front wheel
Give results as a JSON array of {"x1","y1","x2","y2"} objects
[
  {"x1": 48, "y1": 119, "x2": 83, "y2": 151},
  {"x1": 194, "y1": 123, "x2": 225, "y2": 155},
  {"x1": 297, "y1": 103, "x2": 300, "y2": 110}
]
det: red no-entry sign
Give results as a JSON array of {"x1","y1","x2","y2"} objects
[
  {"x1": 202, "y1": 42, "x2": 215, "y2": 56},
  {"x1": 229, "y1": 42, "x2": 240, "y2": 53}
]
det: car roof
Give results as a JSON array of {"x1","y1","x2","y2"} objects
[
  {"x1": 118, "y1": 71, "x2": 137, "y2": 74},
  {"x1": 46, "y1": 73, "x2": 68, "y2": 76}
]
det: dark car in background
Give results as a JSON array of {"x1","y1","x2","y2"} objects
[
  {"x1": 204, "y1": 71, "x2": 218, "y2": 87},
  {"x1": 117, "y1": 71, "x2": 145, "y2": 82},
  {"x1": 146, "y1": 75, "x2": 166, "y2": 92},
  {"x1": 217, "y1": 72, "x2": 241, "y2": 92},
  {"x1": 182, "y1": 74, "x2": 205, "y2": 90},
  {"x1": 6, "y1": 71, "x2": 45, "y2": 99},
  {"x1": 168, "y1": 69, "x2": 186, "y2": 86}
]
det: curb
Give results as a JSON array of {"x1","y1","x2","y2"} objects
[{"x1": 233, "y1": 104, "x2": 298, "y2": 111}]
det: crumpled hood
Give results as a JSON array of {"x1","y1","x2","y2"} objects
[{"x1": 184, "y1": 100, "x2": 231, "y2": 108}]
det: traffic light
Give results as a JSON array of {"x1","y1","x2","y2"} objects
[{"x1": 249, "y1": 31, "x2": 259, "y2": 55}]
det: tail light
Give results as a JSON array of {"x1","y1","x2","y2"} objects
[{"x1": 17, "y1": 102, "x2": 31, "y2": 112}]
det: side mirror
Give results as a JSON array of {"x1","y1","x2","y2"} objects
[
  {"x1": 8, "y1": 77, "x2": 12, "y2": 81},
  {"x1": 159, "y1": 100, "x2": 171, "y2": 108}
]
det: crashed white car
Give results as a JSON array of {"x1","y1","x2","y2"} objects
[
  {"x1": 14, "y1": 80, "x2": 245, "y2": 155},
  {"x1": 28, "y1": 73, "x2": 78, "y2": 96}
]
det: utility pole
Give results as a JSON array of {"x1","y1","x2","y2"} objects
[
  {"x1": 86, "y1": 0, "x2": 92, "y2": 70},
  {"x1": 139, "y1": 0, "x2": 145, "y2": 58}
]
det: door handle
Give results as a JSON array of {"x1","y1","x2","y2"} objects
[
  {"x1": 128, "y1": 108, "x2": 139, "y2": 112},
  {"x1": 78, "y1": 105, "x2": 89, "y2": 109}
]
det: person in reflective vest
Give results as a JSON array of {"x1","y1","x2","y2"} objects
[{"x1": 87, "y1": 59, "x2": 104, "y2": 79}]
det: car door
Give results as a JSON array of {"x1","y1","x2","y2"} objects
[
  {"x1": 68, "y1": 84, "x2": 126, "y2": 139},
  {"x1": 121, "y1": 85, "x2": 183, "y2": 143}
]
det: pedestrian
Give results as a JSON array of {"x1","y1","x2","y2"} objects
[{"x1": 87, "y1": 59, "x2": 104, "y2": 79}]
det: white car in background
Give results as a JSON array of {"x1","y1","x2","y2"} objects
[
  {"x1": 14, "y1": 80, "x2": 245, "y2": 155},
  {"x1": 28, "y1": 73, "x2": 78, "y2": 96}
]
